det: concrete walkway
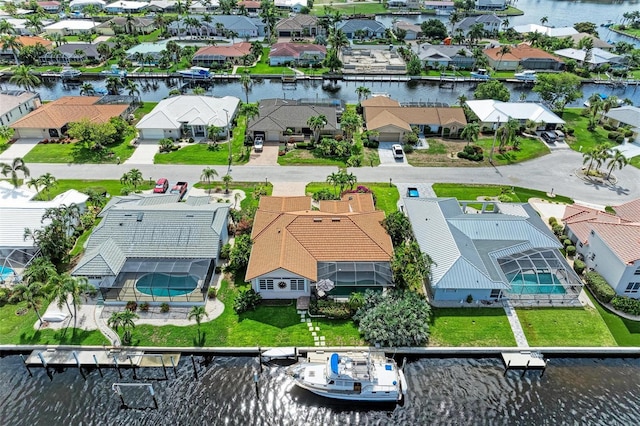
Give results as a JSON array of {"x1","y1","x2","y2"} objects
[
  {"x1": 0, "y1": 138, "x2": 40, "y2": 161},
  {"x1": 95, "y1": 305, "x2": 121, "y2": 346},
  {"x1": 503, "y1": 300, "x2": 529, "y2": 348}
]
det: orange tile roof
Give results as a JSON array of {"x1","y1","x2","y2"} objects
[
  {"x1": 193, "y1": 42, "x2": 252, "y2": 59},
  {"x1": 246, "y1": 194, "x2": 393, "y2": 281},
  {"x1": 17, "y1": 36, "x2": 53, "y2": 49},
  {"x1": 11, "y1": 97, "x2": 128, "y2": 129},
  {"x1": 484, "y1": 44, "x2": 561, "y2": 61},
  {"x1": 364, "y1": 106, "x2": 467, "y2": 131},
  {"x1": 258, "y1": 196, "x2": 312, "y2": 213},
  {"x1": 590, "y1": 222, "x2": 640, "y2": 264},
  {"x1": 563, "y1": 204, "x2": 625, "y2": 243},
  {"x1": 614, "y1": 199, "x2": 640, "y2": 223},
  {"x1": 319, "y1": 192, "x2": 377, "y2": 214},
  {"x1": 361, "y1": 96, "x2": 400, "y2": 108}
]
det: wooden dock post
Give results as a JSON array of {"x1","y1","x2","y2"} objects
[
  {"x1": 161, "y1": 356, "x2": 167, "y2": 380},
  {"x1": 114, "y1": 357, "x2": 122, "y2": 379},
  {"x1": 93, "y1": 354, "x2": 103, "y2": 377},
  {"x1": 190, "y1": 354, "x2": 198, "y2": 380},
  {"x1": 170, "y1": 356, "x2": 177, "y2": 378},
  {"x1": 504, "y1": 359, "x2": 511, "y2": 376},
  {"x1": 253, "y1": 372, "x2": 259, "y2": 399},
  {"x1": 522, "y1": 360, "x2": 530, "y2": 377},
  {"x1": 128, "y1": 355, "x2": 137, "y2": 379},
  {"x1": 113, "y1": 384, "x2": 126, "y2": 407},
  {"x1": 19, "y1": 354, "x2": 32, "y2": 377}
]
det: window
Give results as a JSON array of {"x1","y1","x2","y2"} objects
[
  {"x1": 625, "y1": 283, "x2": 640, "y2": 294},
  {"x1": 291, "y1": 279, "x2": 305, "y2": 291},
  {"x1": 635, "y1": 267, "x2": 640, "y2": 276},
  {"x1": 258, "y1": 279, "x2": 274, "y2": 290},
  {"x1": 490, "y1": 289, "x2": 502, "y2": 299}
]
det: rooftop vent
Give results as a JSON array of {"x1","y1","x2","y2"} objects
[
  {"x1": 331, "y1": 218, "x2": 341, "y2": 222},
  {"x1": 136, "y1": 212, "x2": 144, "y2": 222},
  {"x1": 313, "y1": 218, "x2": 322, "y2": 222}
]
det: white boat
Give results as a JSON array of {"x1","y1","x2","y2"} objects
[
  {"x1": 435, "y1": 9, "x2": 452, "y2": 16},
  {"x1": 288, "y1": 351, "x2": 407, "y2": 402},
  {"x1": 514, "y1": 70, "x2": 537, "y2": 82},
  {"x1": 60, "y1": 67, "x2": 81, "y2": 79},
  {"x1": 101, "y1": 64, "x2": 127, "y2": 77},
  {"x1": 42, "y1": 312, "x2": 68, "y2": 323},
  {"x1": 470, "y1": 69, "x2": 491, "y2": 80},
  {"x1": 177, "y1": 66, "x2": 211, "y2": 79},
  {"x1": 262, "y1": 347, "x2": 297, "y2": 361}
]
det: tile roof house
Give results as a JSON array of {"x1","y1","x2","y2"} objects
[
  {"x1": 275, "y1": 14, "x2": 323, "y2": 38},
  {"x1": 247, "y1": 98, "x2": 341, "y2": 143},
  {"x1": 563, "y1": 201, "x2": 640, "y2": 298},
  {"x1": 11, "y1": 96, "x2": 132, "y2": 139},
  {"x1": 245, "y1": 194, "x2": 394, "y2": 299},
  {"x1": 192, "y1": 42, "x2": 253, "y2": 66},
  {"x1": 0, "y1": 90, "x2": 41, "y2": 127},
  {"x1": 37, "y1": 1, "x2": 61, "y2": 12},
  {"x1": 417, "y1": 44, "x2": 475, "y2": 70},
  {"x1": 95, "y1": 17, "x2": 156, "y2": 35},
  {"x1": 406, "y1": 197, "x2": 582, "y2": 303},
  {"x1": 338, "y1": 19, "x2": 387, "y2": 39},
  {"x1": 135, "y1": 95, "x2": 239, "y2": 140},
  {"x1": 72, "y1": 194, "x2": 229, "y2": 304},
  {"x1": 0, "y1": 36, "x2": 52, "y2": 62},
  {"x1": 454, "y1": 14, "x2": 502, "y2": 34},
  {"x1": 362, "y1": 97, "x2": 467, "y2": 142},
  {"x1": 484, "y1": 44, "x2": 563, "y2": 71},
  {"x1": 604, "y1": 106, "x2": 640, "y2": 144},
  {"x1": 465, "y1": 100, "x2": 565, "y2": 128},
  {"x1": 269, "y1": 42, "x2": 326, "y2": 66}
]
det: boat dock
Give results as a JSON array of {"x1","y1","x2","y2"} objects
[
  {"x1": 502, "y1": 351, "x2": 547, "y2": 376},
  {"x1": 25, "y1": 348, "x2": 179, "y2": 368}
]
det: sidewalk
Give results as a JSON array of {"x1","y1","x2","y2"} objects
[{"x1": 0, "y1": 139, "x2": 40, "y2": 161}]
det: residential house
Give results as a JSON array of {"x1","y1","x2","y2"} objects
[
  {"x1": 417, "y1": 44, "x2": 475, "y2": 69},
  {"x1": 569, "y1": 33, "x2": 614, "y2": 51},
  {"x1": 238, "y1": 0, "x2": 261, "y2": 14},
  {"x1": 0, "y1": 36, "x2": 52, "y2": 63},
  {"x1": 69, "y1": 0, "x2": 106, "y2": 9},
  {"x1": 387, "y1": 0, "x2": 423, "y2": 9},
  {"x1": 269, "y1": 42, "x2": 326, "y2": 66},
  {"x1": 275, "y1": 14, "x2": 323, "y2": 38},
  {"x1": 72, "y1": 194, "x2": 229, "y2": 304},
  {"x1": 36, "y1": 1, "x2": 61, "y2": 12},
  {"x1": 135, "y1": 95, "x2": 240, "y2": 140},
  {"x1": 0, "y1": 19, "x2": 31, "y2": 36},
  {"x1": 604, "y1": 106, "x2": 640, "y2": 143},
  {"x1": 11, "y1": 96, "x2": 133, "y2": 139},
  {"x1": 104, "y1": 0, "x2": 148, "y2": 13},
  {"x1": 40, "y1": 42, "x2": 103, "y2": 64},
  {"x1": 338, "y1": 19, "x2": 386, "y2": 40},
  {"x1": 423, "y1": 1, "x2": 455, "y2": 13},
  {"x1": 0, "y1": 90, "x2": 41, "y2": 127},
  {"x1": 44, "y1": 19, "x2": 98, "y2": 36},
  {"x1": 147, "y1": 0, "x2": 177, "y2": 12},
  {"x1": 362, "y1": 96, "x2": 467, "y2": 141},
  {"x1": 245, "y1": 194, "x2": 394, "y2": 299},
  {"x1": 0, "y1": 181, "x2": 88, "y2": 284},
  {"x1": 247, "y1": 98, "x2": 340, "y2": 142},
  {"x1": 454, "y1": 14, "x2": 502, "y2": 35},
  {"x1": 563, "y1": 201, "x2": 640, "y2": 298},
  {"x1": 188, "y1": 1, "x2": 212, "y2": 13},
  {"x1": 274, "y1": 0, "x2": 306, "y2": 12},
  {"x1": 513, "y1": 24, "x2": 578, "y2": 38},
  {"x1": 465, "y1": 100, "x2": 565, "y2": 129},
  {"x1": 393, "y1": 21, "x2": 422, "y2": 40},
  {"x1": 553, "y1": 47, "x2": 624, "y2": 69},
  {"x1": 406, "y1": 197, "x2": 582, "y2": 303},
  {"x1": 125, "y1": 41, "x2": 168, "y2": 65},
  {"x1": 95, "y1": 17, "x2": 156, "y2": 36},
  {"x1": 476, "y1": 0, "x2": 506, "y2": 10},
  {"x1": 168, "y1": 15, "x2": 264, "y2": 38},
  {"x1": 484, "y1": 44, "x2": 563, "y2": 71},
  {"x1": 191, "y1": 42, "x2": 253, "y2": 67}
]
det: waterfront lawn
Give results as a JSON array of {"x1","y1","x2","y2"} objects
[
  {"x1": 40, "y1": 179, "x2": 154, "y2": 200},
  {"x1": 432, "y1": 183, "x2": 573, "y2": 204},
  {"x1": 429, "y1": 308, "x2": 517, "y2": 347},
  {"x1": 134, "y1": 102, "x2": 158, "y2": 120},
  {"x1": 516, "y1": 307, "x2": 617, "y2": 347},
  {"x1": 475, "y1": 137, "x2": 550, "y2": 165},
  {"x1": 305, "y1": 182, "x2": 400, "y2": 215},
  {"x1": 586, "y1": 290, "x2": 640, "y2": 346},
  {"x1": 0, "y1": 301, "x2": 108, "y2": 346},
  {"x1": 237, "y1": 48, "x2": 296, "y2": 75},
  {"x1": 630, "y1": 155, "x2": 640, "y2": 170},
  {"x1": 312, "y1": 3, "x2": 386, "y2": 14},
  {"x1": 563, "y1": 108, "x2": 612, "y2": 153}
]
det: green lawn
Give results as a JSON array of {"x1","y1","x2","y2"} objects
[
  {"x1": 563, "y1": 108, "x2": 613, "y2": 153},
  {"x1": 130, "y1": 280, "x2": 363, "y2": 347},
  {"x1": 312, "y1": 3, "x2": 387, "y2": 14},
  {"x1": 432, "y1": 183, "x2": 574, "y2": 204},
  {"x1": 42, "y1": 179, "x2": 154, "y2": 200},
  {"x1": 305, "y1": 182, "x2": 399, "y2": 215},
  {"x1": 630, "y1": 155, "x2": 640, "y2": 170},
  {"x1": 475, "y1": 137, "x2": 550, "y2": 165},
  {"x1": 193, "y1": 182, "x2": 273, "y2": 210},
  {"x1": 516, "y1": 307, "x2": 617, "y2": 346},
  {"x1": 154, "y1": 115, "x2": 248, "y2": 165},
  {"x1": 0, "y1": 301, "x2": 108, "y2": 346},
  {"x1": 23, "y1": 131, "x2": 137, "y2": 164},
  {"x1": 277, "y1": 148, "x2": 348, "y2": 166},
  {"x1": 429, "y1": 308, "x2": 516, "y2": 347},
  {"x1": 585, "y1": 289, "x2": 640, "y2": 346}
]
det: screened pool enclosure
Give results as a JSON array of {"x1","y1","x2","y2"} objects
[{"x1": 315, "y1": 261, "x2": 393, "y2": 296}]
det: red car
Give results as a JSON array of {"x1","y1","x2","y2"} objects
[
  {"x1": 154, "y1": 178, "x2": 169, "y2": 193},
  {"x1": 170, "y1": 181, "x2": 188, "y2": 200}
]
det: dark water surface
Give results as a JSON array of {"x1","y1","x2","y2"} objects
[{"x1": 1, "y1": 355, "x2": 640, "y2": 425}]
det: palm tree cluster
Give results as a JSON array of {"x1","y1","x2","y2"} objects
[
  {"x1": 27, "y1": 172, "x2": 57, "y2": 200},
  {"x1": 582, "y1": 143, "x2": 629, "y2": 180},
  {"x1": 326, "y1": 169, "x2": 357, "y2": 195},
  {"x1": 0, "y1": 157, "x2": 30, "y2": 188},
  {"x1": 108, "y1": 310, "x2": 139, "y2": 345},
  {"x1": 120, "y1": 168, "x2": 144, "y2": 192}
]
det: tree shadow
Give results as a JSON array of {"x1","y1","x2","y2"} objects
[{"x1": 193, "y1": 330, "x2": 206, "y2": 347}]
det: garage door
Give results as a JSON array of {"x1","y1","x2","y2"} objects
[
  {"x1": 378, "y1": 132, "x2": 401, "y2": 142},
  {"x1": 140, "y1": 129, "x2": 165, "y2": 140},
  {"x1": 16, "y1": 129, "x2": 45, "y2": 139}
]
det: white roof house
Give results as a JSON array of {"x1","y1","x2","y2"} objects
[
  {"x1": 553, "y1": 47, "x2": 623, "y2": 67},
  {"x1": 135, "y1": 95, "x2": 240, "y2": 140},
  {"x1": 44, "y1": 19, "x2": 98, "y2": 35},
  {"x1": 465, "y1": 100, "x2": 565, "y2": 126},
  {"x1": 605, "y1": 106, "x2": 640, "y2": 144},
  {"x1": 513, "y1": 24, "x2": 578, "y2": 37},
  {"x1": 69, "y1": 0, "x2": 106, "y2": 9},
  {"x1": 105, "y1": 0, "x2": 148, "y2": 12}
]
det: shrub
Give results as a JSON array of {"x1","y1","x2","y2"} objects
[
  {"x1": 233, "y1": 288, "x2": 262, "y2": 314},
  {"x1": 498, "y1": 194, "x2": 512, "y2": 202},
  {"x1": 573, "y1": 259, "x2": 585, "y2": 275},
  {"x1": 312, "y1": 188, "x2": 339, "y2": 201},
  {"x1": 552, "y1": 224, "x2": 565, "y2": 236},
  {"x1": 611, "y1": 296, "x2": 640, "y2": 316},
  {"x1": 607, "y1": 131, "x2": 621, "y2": 140},
  {"x1": 624, "y1": 130, "x2": 634, "y2": 138},
  {"x1": 126, "y1": 301, "x2": 137, "y2": 312},
  {"x1": 559, "y1": 234, "x2": 568, "y2": 242},
  {"x1": 566, "y1": 245, "x2": 576, "y2": 256},
  {"x1": 403, "y1": 143, "x2": 414, "y2": 154},
  {"x1": 457, "y1": 144, "x2": 483, "y2": 161},
  {"x1": 603, "y1": 124, "x2": 615, "y2": 131},
  {"x1": 363, "y1": 139, "x2": 379, "y2": 148},
  {"x1": 548, "y1": 217, "x2": 557, "y2": 226},
  {"x1": 616, "y1": 135, "x2": 624, "y2": 144},
  {"x1": 295, "y1": 142, "x2": 312, "y2": 149},
  {"x1": 311, "y1": 299, "x2": 352, "y2": 319},
  {"x1": 563, "y1": 239, "x2": 572, "y2": 247},
  {"x1": 208, "y1": 286, "x2": 217, "y2": 299},
  {"x1": 466, "y1": 294, "x2": 473, "y2": 303},
  {"x1": 566, "y1": 128, "x2": 575, "y2": 136},
  {"x1": 220, "y1": 243, "x2": 231, "y2": 260},
  {"x1": 160, "y1": 302, "x2": 170, "y2": 313},
  {"x1": 139, "y1": 302, "x2": 150, "y2": 312},
  {"x1": 585, "y1": 271, "x2": 616, "y2": 303}
]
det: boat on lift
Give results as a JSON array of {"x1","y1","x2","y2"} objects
[
  {"x1": 514, "y1": 70, "x2": 537, "y2": 82},
  {"x1": 177, "y1": 66, "x2": 212, "y2": 80},
  {"x1": 60, "y1": 67, "x2": 81, "y2": 79},
  {"x1": 470, "y1": 68, "x2": 491, "y2": 80}
]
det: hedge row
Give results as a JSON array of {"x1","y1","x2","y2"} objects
[
  {"x1": 585, "y1": 271, "x2": 616, "y2": 303},
  {"x1": 611, "y1": 296, "x2": 640, "y2": 316}
]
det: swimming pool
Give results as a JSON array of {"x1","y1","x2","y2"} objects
[
  {"x1": 509, "y1": 272, "x2": 566, "y2": 295},
  {"x1": 135, "y1": 273, "x2": 199, "y2": 297},
  {"x1": 0, "y1": 266, "x2": 15, "y2": 281}
]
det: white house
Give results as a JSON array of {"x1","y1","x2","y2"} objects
[
  {"x1": 605, "y1": 106, "x2": 640, "y2": 143},
  {"x1": 563, "y1": 201, "x2": 640, "y2": 298},
  {"x1": 465, "y1": 100, "x2": 565, "y2": 128},
  {"x1": 0, "y1": 90, "x2": 41, "y2": 127},
  {"x1": 553, "y1": 47, "x2": 624, "y2": 68},
  {"x1": 44, "y1": 20, "x2": 98, "y2": 35},
  {"x1": 135, "y1": 95, "x2": 240, "y2": 140},
  {"x1": 69, "y1": 0, "x2": 106, "y2": 9},
  {"x1": 476, "y1": 0, "x2": 506, "y2": 10},
  {"x1": 513, "y1": 24, "x2": 578, "y2": 38},
  {"x1": 104, "y1": 1, "x2": 149, "y2": 13}
]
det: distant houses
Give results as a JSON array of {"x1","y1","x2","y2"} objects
[
  {"x1": 0, "y1": 90, "x2": 41, "y2": 128},
  {"x1": 483, "y1": 44, "x2": 563, "y2": 71},
  {"x1": 465, "y1": 100, "x2": 565, "y2": 129}
]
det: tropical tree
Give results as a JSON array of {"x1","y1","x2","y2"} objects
[
  {"x1": 22, "y1": 257, "x2": 57, "y2": 285},
  {"x1": 0, "y1": 125, "x2": 14, "y2": 143},
  {"x1": 9, "y1": 65, "x2": 41, "y2": 90},
  {"x1": 381, "y1": 210, "x2": 413, "y2": 247},
  {"x1": 0, "y1": 20, "x2": 15, "y2": 35},
  {"x1": 120, "y1": 168, "x2": 144, "y2": 190},
  {"x1": 540, "y1": 16, "x2": 549, "y2": 26},
  {"x1": 12, "y1": 280, "x2": 47, "y2": 325},
  {"x1": 1, "y1": 157, "x2": 30, "y2": 188},
  {"x1": 457, "y1": 94, "x2": 468, "y2": 108},
  {"x1": 125, "y1": 79, "x2": 139, "y2": 103},
  {"x1": 355, "y1": 86, "x2": 371, "y2": 103},
  {"x1": 474, "y1": 80, "x2": 510, "y2": 102},
  {"x1": 240, "y1": 103, "x2": 259, "y2": 122},
  {"x1": 496, "y1": 45, "x2": 511, "y2": 70},
  {"x1": 24, "y1": 14, "x2": 44, "y2": 35},
  {"x1": 200, "y1": 166, "x2": 219, "y2": 193},
  {"x1": 460, "y1": 122, "x2": 480, "y2": 145},
  {"x1": 326, "y1": 169, "x2": 356, "y2": 195},
  {"x1": 222, "y1": 173, "x2": 233, "y2": 194},
  {"x1": 339, "y1": 109, "x2": 361, "y2": 142},
  {"x1": 533, "y1": 72, "x2": 582, "y2": 114},
  {"x1": 188, "y1": 305, "x2": 209, "y2": 344},
  {"x1": 307, "y1": 114, "x2": 328, "y2": 145},
  {"x1": 239, "y1": 70, "x2": 252, "y2": 104},
  {"x1": 80, "y1": 82, "x2": 95, "y2": 96},
  {"x1": 0, "y1": 34, "x2": 22, "y2": 64},
  {"x1": 38, "y1": 172, "x2": 57, "y2": 200},
  {"x1": 607, "y1": 149, "x2": 628, "y2": 179},
  {"x1": 259, "y1": 0, "x2": 278, "y2": 42},
  {"x1": 105, "y1": 76, "x2": 123, "y2": 95},
  {"x1": 108, "y1": 310, "x2": 139, "y2": 345}
]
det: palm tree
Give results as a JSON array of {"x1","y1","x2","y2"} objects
[
  {"x1": 200, "y1": 166, "x2": 218, "y2": 193},
  {"x1": 582, "y1": 147, "x2": 599, "y2": 175},
  {"x1": 188, "y1": 305, "x2": 208, "y2": 344},
  {"x1": 607, "y1": 149, "x2": 628, "y2": 179},
  {"x1": 1, "y1": 157, "x2": 30, "y2": 188},
  {"x1": 26, "y1": 176, "x2": 41, "y2": 193},
  {"x1": 9, "y1": 65, "x2": 41, "y2": 90},
  {"x1": 108, "y1": 310, "x2": 139, "y2": 345},
  {"x1": 121, "y1": 168, "x2": 143, "y2": 190},
  {"x1": 125, "y1": 80, "x2": 139, "y2": 103},
  {"x1": 307, "y1": 115, "x2": 328, "y2": 145},
  {"x1": 105, "y1": 76, "x2": 122, "y2": 95},
  {"x1": 222, "y1": 173, "x2": 233, "y2": 194},
  {"x1": 457, "y1": 94, "x2": 468, "y2": 108},
  {"x1": 0, "y1": 20, "x2": 15, "y2": 35},
  {"x1": 38, "y1": 172, "x2": 57, "y2": 200},
  {"x1": 540, "y1": 16, "x2": 549, "y2": 26},
  {"x1": 240, "y1": 103, "x2": 259, "y2": 123},
  {"x1": 460, "y1": 122, "x2": 480, "y2": 145},
  {"x1": 355, "y1": 86, "x2": 371, "y2": 103},
  {"x1": 0, "y1": 34, "x2": 22, "y2": 64},
  {"x1": 239, "y1": 70, "x2": 252, "y2": 104},
  {"x1": 25, "y1": 14, "x2": 44, "y2": 35},
  {"x1": 0, "y1": 125, "x2": 14, "y2": 143},
  {"x1": 496, "y1": 45, "x2": 511, "y2": 71},
  {"x1": 22, "y1": 257, "x2": 57, "y2": 284},
  {"x1": 80, "y1": 82, "x2": 95, "y2": 96},
  {"x1": 12, "y1": 280, "x2": 47, "y2": 325}
]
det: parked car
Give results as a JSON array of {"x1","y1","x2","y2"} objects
[
  {"x1": 392, "y1": 144, "x2": 404, "y2": 159},
  {"x1": 554, "y1": 130, "x2": 565, "y2": 141},
  {"x1": 153, "y1": 178, "x2": 169, "y2": 194},
  {"x1": 541, "y1": 131, "x2": 557, "y2": 143},
  {"x1": 254, "y1": 136, "x2": 264, "y2": 152},
  {"x1": 170, "y1": 181, "x2": 188, "y2": 200}
]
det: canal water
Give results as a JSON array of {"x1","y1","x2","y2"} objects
[{"x1": 1, "y1": 355, "x2": 639, "y2": 425}]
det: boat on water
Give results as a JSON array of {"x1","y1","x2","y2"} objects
[
  {"x1": 60, "y1": 67, "x2": 81, "y2": 79},
  {"x1": 470, "y1": 68, "x2": 491, "y2": 80},
  {"x1": 288, "y1": 351, "x2": 407, "y2": 402},
  {"x1": 514, "y1": 70, "x2": 537, "y2": 82},
  {"x1": 178, "y1": 66, "x2": 212, "y2": 79},
  {"x1": 583, "y1": 93, "x2": 624, "y2": 107},
  {"x1": 101, "y1": 64, "x2": 127, "y2": 77}
]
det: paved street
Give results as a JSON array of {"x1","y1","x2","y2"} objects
[{"x1": 24, "y1": 149, "x2": 640, "y2": 205}]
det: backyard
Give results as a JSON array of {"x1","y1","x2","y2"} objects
[
  {"x1": 305, "y1": 182, "x2": 399, "y2": 215},
  {"x1": 429, "y1": 308, "x2": 516, "y2": 347}
]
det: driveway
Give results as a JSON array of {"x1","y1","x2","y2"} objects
[
  {"x1": 615, "y1": 140, "x2": 640, "y2": 159},
  {"x1": 124, "y1": 139, "x2": 158, "y2": 165},
  {"x1": 378, "y1": 142, "x2": 409, "y2": 166},
  {"x1": 0, "y1": 138, "x2": 40, "y2": 161},
  {"x1": 246, "y1": 143, "x2": 279, "y2": 166}
]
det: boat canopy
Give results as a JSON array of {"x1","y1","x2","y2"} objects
[{"x1": 330, "y1": 353, "x2": 339, "y2": 375}]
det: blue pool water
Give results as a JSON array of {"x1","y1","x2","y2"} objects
[
  {"x1": 509, "y1": 272, "x2": 566, "y2": 295},
  {"x1": 0, "y1": 266, "x2": 15, "y2": 280},
  {"x1": 135, "y1": 273, "x2": 198, "y2": 297}
]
